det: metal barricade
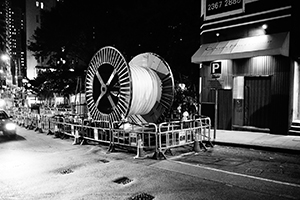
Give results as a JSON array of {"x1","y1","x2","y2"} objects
[
  {"x1": 66, "y1": 120, "x2": 112, "y2": 144},
  {"x1": 196, "y1": 117, "x2": 212, "y2": 143},
  {"x1": 25, "y1": 113, "x2": 38, "y2": 130},
  {"x1": 156, "y1": 117, "x2": 213, "y2": 158},
  {"x1": 24, "y1": 114, "x2": 30, "y2": 128},
  {"x1": 52, "y1": 116, "x2": 65, "y2": 134},
  {"x1": 158, "y1": 119, "x2": 195, "y2": 149},
  {"x1": 40, "y1": 115, "x2": 49, "y2": 133},
  {"x1": 86, "y1": 120, "x2": 111, "y2": 143},
  {"x1": 52, "y1": 117, "x2": 112, "y2": 145},
  {"x1": 15, "y1": 109, "x2": 212, "y2": 160},
  {"x1": 48, "y1": 116, "x2": 58, "y2": 134},
  {"x1": 110, "y1": 121, "x2": 157, "y2": 151}
]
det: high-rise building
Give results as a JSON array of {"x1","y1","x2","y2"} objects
[
  {"x1": 0, "y1": 0, "x2": 26, "y2": 87},
  {"x1": 26, "y1": 0, "x2": 57, "y2": 80},
  {"x1": 1, "y1": 0, "x2": 58, "y2": 88},
  {"x1": 0, "y1": 0, "x2": 7, "y2": 88},
  {"x1": 0, "y1": 0, "x2": 6, "y2": 52}
]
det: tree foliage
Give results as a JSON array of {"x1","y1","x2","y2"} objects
[{"x1": 28, "y1": 0, "x2": 200, "y2": 100}]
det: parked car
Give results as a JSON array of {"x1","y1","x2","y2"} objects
[{"x1": 0, "y1": 110, "x2": 17, "y2": 138}]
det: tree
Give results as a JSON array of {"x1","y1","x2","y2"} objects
[
  {"x1": 28, "y1": 0, "x2": 200, "y2": 102},
  {"x1": 28, "y1": 1, "x2": 95, "y2": 98}
]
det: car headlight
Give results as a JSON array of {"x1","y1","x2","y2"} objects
[{"x1": 5, "y1": 122, "x2": 16, "y2": 131}]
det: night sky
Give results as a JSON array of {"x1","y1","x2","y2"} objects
[
  {"x1": 56, "y1": 0, "x2": 201, "y2": 80},
  {"x1": 105, "y1": 0, "x2": 202, "y2": 79}
]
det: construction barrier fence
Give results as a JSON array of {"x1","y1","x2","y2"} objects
[{"x1": 13, "y1": 112, "x2": 213, "y2": 159}]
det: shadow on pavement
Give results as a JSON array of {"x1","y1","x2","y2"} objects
[{"x1": 0, "y1": 134, "x2": 26, "y2": 144}]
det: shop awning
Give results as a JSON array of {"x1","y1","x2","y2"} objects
[{"x1": 192, "y1": 32, "x2": 290, "y2": 63}]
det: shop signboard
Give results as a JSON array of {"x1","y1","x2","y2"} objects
[{"x1": 204, "y1": 0, "x2": 245, "y2": 20}]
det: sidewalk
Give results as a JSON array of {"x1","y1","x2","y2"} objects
[{"x1": 214, "y1": 129, "x2": 300, "y2": 153}]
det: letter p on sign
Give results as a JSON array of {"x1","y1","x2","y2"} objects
[{"x1": 211, "y1": 62, "x2": 221, "y2": 74}]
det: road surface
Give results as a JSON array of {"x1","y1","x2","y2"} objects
[{"x1": 1, "y1": 126, "x2": 300, "y2": 200}]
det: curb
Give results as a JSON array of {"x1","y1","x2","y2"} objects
[{"x1": 212, "y1": 141, "x2": 300, "y2": 154}]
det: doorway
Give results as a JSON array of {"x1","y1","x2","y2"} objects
[
  {"x1": 244, "y1": 76, "x2": 271, "y2": 129},
  {"x1": 293, "y1": 61, "x2": 300, "y2": 121}
]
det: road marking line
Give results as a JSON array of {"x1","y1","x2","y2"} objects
[{"x1": 173, "y1": 160, "x2": 300, "y2": 188}]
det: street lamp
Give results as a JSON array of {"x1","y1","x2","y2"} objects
[{"x1": 1, "y1": 54, "x2": 10, "y2": 62}]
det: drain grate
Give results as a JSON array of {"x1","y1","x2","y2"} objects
[
  {"x1": 113, "y1": 177, "x2": 133, "y2": 185},
  {"x1": 128, "y1": 192, "x2": 155, "y2": 200},
  {"x1": 60, "y1": 168, "x2": 74, "y2": 175}
]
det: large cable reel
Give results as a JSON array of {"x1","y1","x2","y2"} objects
[{"x1": 85, "y1": 46, "x2": 175, "y2": 124}]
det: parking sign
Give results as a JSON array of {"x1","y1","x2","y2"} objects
[{"x1": 211, "y1": 62, "x2": 221, "y2": 74}]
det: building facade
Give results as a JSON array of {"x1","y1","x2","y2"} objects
[
  {"x1": 0, "y1": 0, "x2": 26, "y2": 87},
  {"x1": 26, "y1": 0, "x2": 57, "y2": 80},
  {"x1": 192, "y1": 0, "x2": 300, "y2": 135}
]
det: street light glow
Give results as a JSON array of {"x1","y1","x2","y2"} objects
[
  {"x1": 1, "y1": 54, "x2": 10, "y2": 62},
  {"x1": 262, "y1": 24, "x2": 268, "y2": 30}
]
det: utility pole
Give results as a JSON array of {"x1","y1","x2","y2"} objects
[{"x1": 214, "y1": 88, "x2": 218, "y2": 140}]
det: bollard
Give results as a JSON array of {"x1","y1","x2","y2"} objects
[
  {"x1": 72, "y1": 128, "x2": 86, "y2": 145},
  {"x1": 38, "y1": 120, "x2": 43, "y2": 133},
  {"x1": 193, "y1": 132, "x2": 202, "y2": 153},
  {"x1": 72, "y1": 129, "x2": 80, "y2": 145},
  {"x1": 134, "y1": 134, "x2": 146, "y2": 159}
]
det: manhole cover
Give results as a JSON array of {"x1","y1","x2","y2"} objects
[
  {"x1": 60, "y1": 168, "x2": 74, "y2": 175},
  {"x1": 246, "y1": 168, "x2": 263, "y2": 174},
  {"x1": 113, "y1": 177, "x2": 133, "y2": 185},
  {"x1": 267, "y1": 168, "x2": 284, "y2": 174},
  {"x1": 96, "y1": 159, "x2": 109, "y2": 163},
  {"x1": 216, "y1": 158, "x2": 248, "y2": 166},
  {"x1": 128, "y1": 193, "x2": 155, "y2": 200}
]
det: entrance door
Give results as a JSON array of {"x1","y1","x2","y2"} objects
[
  {"x1": 218, "y1": 89, "x2": 232, "y2": 130},
  {"x1": 244, "y1": 77, "x2": 271, "y2": 128}
]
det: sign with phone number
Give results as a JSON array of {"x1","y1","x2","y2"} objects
[{"x1": 205, "y1": 0, "x2": 244, "y2": 20}]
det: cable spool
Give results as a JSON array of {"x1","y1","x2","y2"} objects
[{"x1": 85, "y1": 46, "x2": 174, "y2": 124}]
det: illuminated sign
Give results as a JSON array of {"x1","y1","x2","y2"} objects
[
  {"x1": 211, "y1": 62, "x2": 221, "y2": 74},
  {"x1": 204, "y1": 0, "x2": 244, "y2": 20}
]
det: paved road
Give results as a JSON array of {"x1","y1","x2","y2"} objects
[
  {"x1": 169, "y1": 144, "x2": 300, "y2": 186},
  {"x1": 1, "y1": 126, "x2": 300, "y2": 200}
]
